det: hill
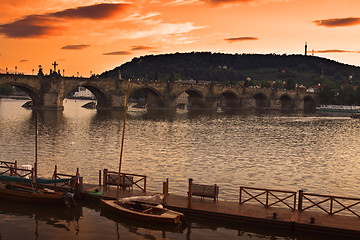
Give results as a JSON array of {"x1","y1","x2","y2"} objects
[{"x1": 101, "y1": 52, "x2": 360, "y2": 88}]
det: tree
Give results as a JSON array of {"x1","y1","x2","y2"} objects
[
  {"x1": 337, "y1": 85, "x2": 356, "y2": 105},
  {"x1": 318, "y1": 77, "x2": 337, "y2": 104}
]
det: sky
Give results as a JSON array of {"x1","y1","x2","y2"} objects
[{"x1": 1, "y1": 0, "x2": 360, "y2": 77}]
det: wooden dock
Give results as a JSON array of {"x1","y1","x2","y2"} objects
[{"x1": 82, "y1": 183, "x2": 360, "y2": 238}]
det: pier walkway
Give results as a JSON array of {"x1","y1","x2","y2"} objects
[{"x1": 82, "y1": 183, "x2": 360, "y2": 238}]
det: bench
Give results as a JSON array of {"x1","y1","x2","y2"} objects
[
  {"x1": 190, "y1": 182, "x2": 219, "y2": 202},
  {"x1": 106, "y1": 173, "x2": 133, "y2": 191}
]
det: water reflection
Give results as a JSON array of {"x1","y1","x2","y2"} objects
[
  {"x1": 1, "y1": 99, "x2": 360, "y2": 239},
  {"x1": 0, "y1": 199, "x2": 82, "y2": 239}
]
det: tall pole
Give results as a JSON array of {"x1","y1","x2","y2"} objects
[
  {"x1": 116, "y1": 85, "x2": 130, "y2": 200},
  {"x1": 34, "y1": 111, "x2": 38, "y2": 192}
]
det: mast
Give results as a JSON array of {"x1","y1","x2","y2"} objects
[
  {"x1": 34, "y1": 111, "x2": 38, "y2": 192},
  {"x1": 116, "y1": 86, "x2": 130, "y2": 200}
]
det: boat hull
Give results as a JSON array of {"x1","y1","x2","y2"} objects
[
  {"x1": 101, "y1": 199, "x2": 183, "y2": 224},
  {"x1": 0, "y1": 184, "x2": 66, "y2": 205}
]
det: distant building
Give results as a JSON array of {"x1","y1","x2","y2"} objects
[{"x1": 73, "y1": 87, "x2": 95, "y2": 99}]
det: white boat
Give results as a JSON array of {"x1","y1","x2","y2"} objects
[{"x1": 316, "y1": 105, "x2": 360, "y2": 115}]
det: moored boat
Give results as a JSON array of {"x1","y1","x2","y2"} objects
[
  {"x1": 101, "y1": 199, "x2": 184, "y2": 224},
  {"x1": 0, "y1": 182, "x2": 71, "y2": 205},
  {"x1": 316, "y1": 105, "x2": 360, "y2": 114}
]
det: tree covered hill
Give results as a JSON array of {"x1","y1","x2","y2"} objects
[{"x1": 101, "y1": 52, "x2": 360, "y2": 88}]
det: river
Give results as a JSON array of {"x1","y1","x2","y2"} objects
[{"x1": 0, "y1": 98, "x2": 359, "y2": 239}]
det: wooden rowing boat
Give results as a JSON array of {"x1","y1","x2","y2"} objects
[
  {"x1": 0, "y1": 182, "x2": 70, "y2": 205},
  {"x1": 101, "y1": 199, "x2": 184, "y2": 224}
]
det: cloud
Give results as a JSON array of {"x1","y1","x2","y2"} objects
[
  {"x1": 131, "y1": 46, "x2": 155, "y2": 51},
  {"x1": 0, "y1": 3, "x2": 131, "y2": 38},
  {"x1": 103, "y1": 51, "x2": 132, "y2": 55},
  {"x1": 19, "y1": 59, "x2": 29, "y2": 62},
  {"x1": 61, "y1": 44, "x2": 90, "y2": 50},
  {"x1": 313, "y1": 17, "x2": 360, "y2": 27},
  {"x1": 50, "y1": 3, "x2": 130, "y2": 20},
  {"x1": 200, "y1": 0, "x2": 288, "y2": 5},
  {"x1": 225, "y1": 37, "x2": 258, "y2": 42},
  {"x1": 0, "y1": 15, "x2": 63, "y2": 38},
  {"x1": 313, "y1": 49, "x2": 360, "y2": 53},
  {"x1": 123, "y1": 22, "x2": 204, "y2": 39}
]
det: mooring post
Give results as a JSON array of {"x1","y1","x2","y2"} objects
[
  {"x1": 188, "y1": 178, "x2": 193, "y2": 209},
  {"x1": 298, "y1": 190, "x2": 303, "y2": 211}
]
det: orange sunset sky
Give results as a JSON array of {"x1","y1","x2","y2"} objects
[{"x1": 1, "y1": 0, "x2": 360, "y2": 77}]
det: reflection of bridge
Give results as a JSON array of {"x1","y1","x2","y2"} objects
[{"x1": 0, "y1": 73, "x2": 318, "y2": 111}]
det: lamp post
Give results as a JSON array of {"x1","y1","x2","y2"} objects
[{"x1": 15, "y1": 66, "x2": 17, "y2": 74}]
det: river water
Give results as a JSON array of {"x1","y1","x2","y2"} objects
[{"x1": 0, "y1": 98, "x2": 359, "y2": 239}]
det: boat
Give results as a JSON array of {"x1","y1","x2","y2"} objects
[
  {"x1": 316, "y1": 105, "x2": 360, "y2": 116},
  {"x1": 0, "y1": 113, "x2": 75, "y2": 205},
  {"x1": 101, "y1": 197, "x2": 184, "y2": 224},
  {"x1": 100, "y1": 87, "x2": 184, "y2": 223}
]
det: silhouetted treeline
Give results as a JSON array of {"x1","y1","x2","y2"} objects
[{"x1": 101, "y1": 52, "x2": 360, "y2": 87}]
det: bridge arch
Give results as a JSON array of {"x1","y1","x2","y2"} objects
[
  {"x1": 253, "y1": 92, "x2": 269, "y2": 110},
  {"x1": 183, "y1": 89, "x2": 206, "y2": 109},
  {"x1": 279, "y1": 94, "x2": 294, "y2": 112},
  {"x1": 64, "y1": 84, "x2": 111, "y2": 109},
  {"x1": 218, "y1": 90, "x2": 241, "y2": 109},
  {"x1": 303, "y1": 95, "x2": 316, "y2": 113},
  {"x1": 1, "y1": 82, "x2": 42, "y2": 108},
  {"x1": 130, "y1": 87, "x2": 163, "y2": 109}
]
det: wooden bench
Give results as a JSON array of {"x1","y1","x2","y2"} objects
[
  {"x1": 190, "y1": 181, "x2": 219, "y2": 202},
  {"x1": 106, "y1": 173, "x2": 134, "y2": 191}
]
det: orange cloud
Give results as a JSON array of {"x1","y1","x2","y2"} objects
[
  {"x1": 0, "y1": 15, "x2": 63, "y2": 38},
  {"x1": 103, "y1": 51, "x2": 132, "y2": 55},
  {"x1": 131, "y1": 46, "x2": 155, "y2": 51},
  {"x1": 50, "y1": 3, "x2": 130, "y2": 20},
  {"x1": 0, "y1": 3, "x2": 131, "y2": 38},
  {"x1": 313, "y1": 17, "x2": 360, "y2": 27},
  {"x1": 203, "y1": 0, "x2": 254, "y2": 4},
  {"x1": 61, "y1": 45, "x2": 90, "y2": 50},
  {"x1": 313, "y1": 49, "x2": 360, "y2": 53},
  {"x1": 225, "y1": 37, "x2": 258, "y2": 42}
]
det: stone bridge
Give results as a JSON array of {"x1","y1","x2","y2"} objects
[{"x1": 0, "y1": 73, "x2": 318, "y2": 112}]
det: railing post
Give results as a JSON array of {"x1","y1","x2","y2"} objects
[
  {"x1": 239, "y1": 186, "x2": 243, "y2": 204},
  {"x1": 298, "y1": 190, "x2": 303, "y2": 211},
  {"x1": 163, "y1": 178, "x2": 169, "y2": 205},
  {"x1": 144, "y1": 176, "x2": 147, "y2": 192},
  {"x1": 10, "y1": 166, "x2": 13, "y2": 176},
  {"x1": 99, "y1": 170, "x2": 102, "y2": 186},
  {"x1": 266, "y1": 189, "x2": 269, "y2": 207},
  {"x1": 293, "y1": 192, "x2": 297, "y2": 211},
  {"x1": 188, "y1": 178, "x2": 193, "y2": 209},
  {"x1": 330, "y1": 197, "x2": 333, "y2": 215},
  {"x1": 103, "y1": 169, "x2": 108, "y2": 188},
  {"x1": 14, "y1": 161, "x2": 17, "y2": 174}
]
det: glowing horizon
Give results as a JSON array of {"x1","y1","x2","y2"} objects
[{"x1": 1, "y1": 0, "x2": 360, "y2": 77}]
